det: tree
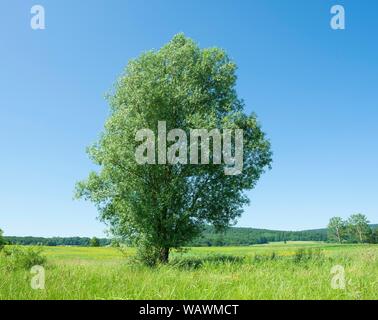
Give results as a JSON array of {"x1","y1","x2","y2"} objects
[
  {"x1": 0, "y1": 228, "x2": 5, "y2": 250},
  {"x1": 370, "y1": 228, "x2": 378, "y2": 244},
  {"x1": 89, "y1": 237, "x2": 100, "y2": 247},
  {"x1": 75, "y1": 34, "x2": 272, "y2": 265},
  {"x1": 327, "y1": 217, "x2": 347, "y2": 243},
  {"x1": 347, "y1": 213, "x2": 371, "y2": 243}
]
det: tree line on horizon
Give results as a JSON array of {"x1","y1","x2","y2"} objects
[
  {"x1": 190, "y1": 226, "x2": 328, "y2": 246},
  {"x1": 1, "y1": 222, "x2": 377, "y2": 247},
  {"x1": 0, "y1": 234, "x2": 110, "y2": 247}
]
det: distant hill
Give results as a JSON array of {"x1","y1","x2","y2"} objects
[
  {"x1": 194, "y1": 224, "x2": 377, "y2": 246},
  {"x1": 190, "y1": 226, "x2": 328, "y2": 246},
  {"x1": 5, "y1": 225, "x2": 377, "y2": 247}
]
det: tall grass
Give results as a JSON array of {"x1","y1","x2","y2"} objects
[{"x1": 0, "y1": 244, "x2": 377, "y2": 300}]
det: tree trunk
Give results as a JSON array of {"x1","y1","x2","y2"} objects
[
  {"x1": 336, "y1": 228, "x2": 341, "y2": 243},
  {"x1": 159, "y1": 247, "x2": 170, "y2": 264},
  {"x1": 358, "y1": 229, "x2": 363, "y2": 243}
]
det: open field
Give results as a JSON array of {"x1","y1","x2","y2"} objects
[{"x1": 1, "y1": 242, "x2": 378, "y2": 300}]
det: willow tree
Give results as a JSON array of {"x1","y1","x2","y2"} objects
[{"x1": 76, "y1": 34, "x2": 272, "y2": 265}]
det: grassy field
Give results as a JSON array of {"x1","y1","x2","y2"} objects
[{"x1": 1, "y1": 242, "x2": 377, "y2": 300}]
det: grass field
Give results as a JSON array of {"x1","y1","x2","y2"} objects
[{"x1": 1, "y1": 242, "x2": 378, "y2": 300}]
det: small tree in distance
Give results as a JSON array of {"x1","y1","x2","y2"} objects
[
  {"x1": 90, "y1": 237, "x2": 100, "y2": 247},
  {"x1": 327, "y1": 214, "x2": 373, "y2": 244},
  {"x1": 347, "y1": 213, "x2": 371, "y2": 243},
  {"x1": 327, "y1": 217, "x2": 347, "y2": 243}
]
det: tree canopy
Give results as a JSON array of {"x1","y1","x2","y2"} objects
[
  {"x1": 327, "y1": 217, "x2": 347, "y2": 243},
  {"x1": 327, "y1": 214, "x2": 373, "y2": 243},
  {"x1": 348, "y1": 213, "x2": 371, "y2": 243},
  {"x1": 76, "y1": 34, "x2": 272, "y2": 264}
]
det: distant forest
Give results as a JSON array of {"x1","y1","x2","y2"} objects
[
  {"x1": 4, "y1": 236, "x2": 111, "y2": 247},
  {"x1": 190, "y1": 227, "x2": 328, "y2": 246},
  {"x1": 5, "y1": 225, "x2": 377, "y2": 247}
]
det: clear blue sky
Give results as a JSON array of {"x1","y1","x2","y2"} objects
[{"x1": 1, "y1": 0, "x2": 377, "y2": 237}]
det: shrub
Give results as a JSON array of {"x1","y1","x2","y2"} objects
[
  {"x1": 111, "y1": 239, "x2": 121, "y2": 248},
  {"x1": 89, "y1": 237, "x2": 100, "y2": 247},
  {"x1": 135, "y1": 244, "x2": 161, "y2": 267},
  {"x1": 170, "y1": 254, "x2": 245, "y2": 270},
  {"x1": 253, "y1": 252, "x2": 279, "y2": 263},
  {"x1": 293, "y1": 248, "x2": 324, "y2": 264},
  {"x1": 1, "y1": 246, "x2": 46, "y2": 270}
]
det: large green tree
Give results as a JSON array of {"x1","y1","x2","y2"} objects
[
  {"x1": 327, "y1": 217, "x2": 347, "y2": 243},
  {"x1": 76, "y1": 34, "x2": 272, "y2": 265}
]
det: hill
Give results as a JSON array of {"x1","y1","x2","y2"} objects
[
  {"x1": 5, "y1": 225, "x2": 377, "y2": 247},
  {"x1": 190, "y1": 227, "x2": 328, "y2": 246},
  {"x1": 4, "y1": 227, "x2": 326, "y2": 247}
]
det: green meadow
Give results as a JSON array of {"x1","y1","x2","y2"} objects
[{"x1": 1, "y1": 242, "x2": 378, "y2": 300}]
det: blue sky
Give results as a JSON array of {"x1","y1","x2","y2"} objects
[{"x1": 1, "y1": 0, "x2": 377, "y2": 237}]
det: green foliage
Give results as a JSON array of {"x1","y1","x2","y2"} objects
[
  {"x1": 370, "y1": 229, "x2": 378, "y2": 244},
  {"x1": 327, "y1": 214, "x2": 374, "y2": 244},
  {"x1": 4, "y1": 223, "x2": 376, "y2": 248},
  {"x1": 347, "y1": 213, "x2": 371, "y2": 243},
  {"x1": 293, "y1": 248, "x2": 324, "y2": 264},
  {"x1": 3, "y1": 227, "x2": 328, "y2": 248},
  {"x1": 253, "y1": 252, "x2": 280, "y2": 263},
  {"x1": 328, "y1": 217, "x2": 347, "y2": 243},
  {"x1": 0, "y1": 229, "x2": 4, "y2": 250},
  {"x1": 191, "y1": 226, "x2": 327, "y2": 246},
  {"x1": 76, "y1": 34, "x2": 272, "y2": 264},
  {"x1": 4, "y1": 236, "x2": 111, "y2": 247},
  {"x1": 89, "y1": 237, "x2": 100, "y2": 247},
  {"x1": 110, "y1": 239, "x2": 121, "y2": 247},
  {"x1": 1, "y1": 246, "x2": 46, "y2": 270},
  {"x1": 134, "y1": 242, "x2": 162, "y2": 267},
  {"x1": 169, "y1": 254, "x2": 245, "y2": 269}
]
